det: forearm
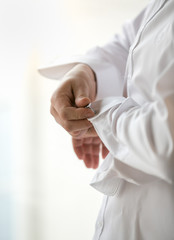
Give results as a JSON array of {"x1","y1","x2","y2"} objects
[
  {"x1": 88, "y1": 59, "x2": 174, "y2": 184},
  {"x1": 39, "y1": 7, "x2": 147, "y2": 99}
]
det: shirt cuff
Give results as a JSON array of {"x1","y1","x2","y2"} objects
[
  {"x1": 88, "y1": 97, "x2": 139, "y2": 156},
  {"x1": 88, "y1": 97, "x2": 160, "y2": 192},
  {"x1": 38, "y1": 55, "x2": 124, "y2": 100}
]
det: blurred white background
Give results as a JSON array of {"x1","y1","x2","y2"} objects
[{"x1": 0, "y1": 0, "x2": 148, "y2": 239}]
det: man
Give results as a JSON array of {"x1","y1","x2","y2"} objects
[{"x1": 39, "y1": 0, "x2": 174, "y2": 239}]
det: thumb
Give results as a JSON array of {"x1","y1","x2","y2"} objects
[{"x1": 75, "y1": 96, "x2": 91, "y2": 108}]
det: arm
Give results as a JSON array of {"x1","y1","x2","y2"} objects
[
  {"x1": 89, "y1": 60, "x2": 174, "y2": 184},
  {"x1": 39, "y1": 7, "x2": 147, "y2": 99},
  {"x1": 38, "y1": 7, "x2": 147, "y2": 169}
]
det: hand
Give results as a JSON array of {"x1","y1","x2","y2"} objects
[
  {"x1": 50, "y1": 64, "x2": 97, "y2": 138},
  {"x1": 72, "y1": 136, "x2": 109, "y2": 169}
]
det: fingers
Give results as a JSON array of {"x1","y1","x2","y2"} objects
[
  {"x1": 72, "y1": 134, "x2": 109, "y2": 171},
  {"x1": 75, "y1": 97, "x2": 91, "y2": 108},
  {"x1": 50, "y1": 86, "x2": 95, "y2": 138},
  {"x1": 69, "y1": 64, "x2": 96, "y2": 106},
  {"x1": 83, "y1": 154, "x2": 99, "y2": 169},
  {"x1": 51, "y1": 88, "x2": 94, "y2": 121},
  {"x1": 72, "y1": 137, "x2": 101, "y2": 169},
  {"x1": 57, "y1": 106, "x2": 94, "y2": 121},
  {"x1": 50, "y1": 105, "x2": 95, "y2": 137},
  {"x1": 50, "y1": 64, "x2": 97, "y2": 138},
  {"x1": 63, "y1": 119, "x2": 92, "y2": 133}
]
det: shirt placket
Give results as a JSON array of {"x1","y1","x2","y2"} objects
[
  {"x1": 124, "y1": 0, "x2": 167, "y2": 98},
  {"x1": 92, "y1": 196, "x2": 108, "y2": 240}
]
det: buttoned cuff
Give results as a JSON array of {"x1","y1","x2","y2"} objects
[
  {"x1": 87, "y1": 97, "x2": 139, "y2": 156},
  {"x1": 89, "y1": 97, "x2": 162, "y2": 193}
]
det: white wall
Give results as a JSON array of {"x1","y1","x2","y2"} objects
[{"x1": 0, "y1": 0, "x2": 148, "y2": 240}]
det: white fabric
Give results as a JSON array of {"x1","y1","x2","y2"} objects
[{"x1": 39, "y1": 0, "x2": 174, "y2": 239}]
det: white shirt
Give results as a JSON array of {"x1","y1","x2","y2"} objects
[{"x1": 39, "y1": 0, "x2": 174, "y2": 239}]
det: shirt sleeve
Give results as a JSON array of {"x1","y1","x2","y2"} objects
[
  {"x1": 38, "y1": 8, "x2": 147, "y2": 100},
  {"x1": 88, "y1": 59, "x2": 174, "y2": 185}
]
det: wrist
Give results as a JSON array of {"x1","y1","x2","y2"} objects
[
  {"x1": 77, "y1": 63, "x2": 97, "y2": 100},
  {"x1": 78, "y1": 63, "x2": 96, "y2": 79}
]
